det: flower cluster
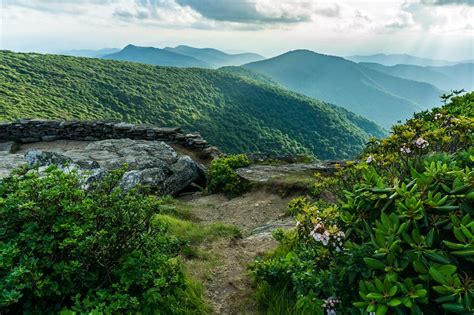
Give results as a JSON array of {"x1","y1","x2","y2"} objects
[
  {"x1": 434, "y1": 113, "x2": 443, "y2": 120},
  {"x1": 413, "y1": 137, "x2": 429, "y2": 149},
  {"x1": 400, "y1": 145, "x2": 411, "y2": 154},
  {"x1": 366, "y1": 155, "x2": 375, "y2": 164},
  {"x1": 309, "y1": 221, "x2": 345, "y2": 252},
  {"x1": 322, "y1": 296, "x2": 341, "y2": 315}
]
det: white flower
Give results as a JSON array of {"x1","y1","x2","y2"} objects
[
  {"x1": 414, "y1": 137, "x2": 429, "y2": 149},
  {"x1": 296, "y1": 221, "x2": 301, "y2": 227},
  {"x1": 434, "y1": 113, "x2": 442, "y2": 120},
  {"x1": 400, "y1": 145, "x2": 412, "y2": 154},
  {"x1": 366, "y1": 155, "x2": 375, "y2": 164}
]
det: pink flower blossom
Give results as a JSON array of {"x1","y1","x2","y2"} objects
[{"x1": 414, "y1": 137, "x2": 429, "y2": 149}]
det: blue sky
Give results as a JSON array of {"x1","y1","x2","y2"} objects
[{"x1": 1, "y1": 0, "x2": 473, "y2": 60}]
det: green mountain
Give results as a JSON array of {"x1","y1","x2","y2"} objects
[
  {"x1": 60, "y1": 48, "x2": 120, "y2": 58},
  {"x1": 164, "y1": 45, "x2": 264, "y2": 68},
  {"x1": 218, "y1": 66, "x2": 279, "y2": 86},
  {"x1": 359, "y1": 62, "x2": 474, "y2": 91},
  {"x1": 0, "y1": 50, "x2": 386, "y2": 160},
  {"x1": 102, "y1": 44, "x2": 209, "y2": 68},
  {"x1": 347, "y1": 53, "x2": 457, "y2": 67},
  {"x1": 242, "y1": 50, "x2": 443, "y2": 127}
]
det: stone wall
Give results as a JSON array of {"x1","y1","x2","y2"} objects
[{"x1": 0, "y1": 119, "x2": 220, "y2": 159}]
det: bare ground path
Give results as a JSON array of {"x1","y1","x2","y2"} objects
[{"x1": 179, "y1": 191, "x2": 296, "y2": 314}]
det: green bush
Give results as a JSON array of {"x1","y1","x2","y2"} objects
[
  {"x1": 0, "y1": 167, "x2": 203, "y2": 314},
  {"x1": 207, "y1": 154, "x2": 251, "y2": 195},
  {"x1": 251, "y1": 93, "x2": 474, "y2": 314}
]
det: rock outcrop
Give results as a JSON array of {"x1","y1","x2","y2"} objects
[
  {"x1": 236, "y1": 162, "x2": 339, "y2": 184},
  {"x1": 2, "y1": 139, "x2": 205, "y2": 195},
  {"x1": 0, "y1": 119, "x2": 221, "y2": 160}
]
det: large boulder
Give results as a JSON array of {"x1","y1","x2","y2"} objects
[{"x1": 21, "y1": 139, "x2": 205, "y2": 195}]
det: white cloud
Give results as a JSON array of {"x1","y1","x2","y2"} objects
[{"x1": 1, "y1": 0, "x2": 473, "y2": 60}]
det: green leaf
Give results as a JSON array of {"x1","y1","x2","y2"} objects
[
  {"x1": 364, "y1": 258, "x2": 386, "y2": 270},
  {"x1": 425, "y1": 251, "x2": 451, "y2": 264},
  {"x1": 443, "y1": 240, "x2": 467, "y2": 249},
  {"x1": 438, "y1": 264, "x2": 457, "y2": 276},
  {"x1": 454, "y1": 227, "x2": 467, "y2": 243},
  {"x1": 387, "y1": 299, "x2": 402, "y2": 307},
  {"x1": 433, "y1": 286, "x2": 451, "y2": 295},
  {"x1": 451, "y1": 249, "x2": 474, "y2": 257},
  {"x1": 376, "y1": 304, "x2": 388, "y2": 315},
  {"x1": 367, "y1": 293, "x2": 384, "y2": 300},
  {"x1": 388, "y1": 286, "x2": 398, "y2": 297},
  {"x1": 442, "y1": 303, "x2": 466, "y2": 313},
  {"x1": 430, "y1": 267, "x2": 448, "y2": 285}
]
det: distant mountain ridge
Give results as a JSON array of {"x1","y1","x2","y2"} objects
[
  {"x1": 0, "y1": 50, "x2": 386, "y2": 160},
  {"x1": 359, "y1": 62, "x2": 474, "y2": 92},
  {"x1": 347, "y1": 53, "x2": 461, "y2": 67},
  {"x1": 102, "y1": 44, "x2": 209, "y2": 68},
  {"x1": 101, "y1": 44, "x2": 264, "y2": 68},
  {"x1": 60, "y1": 48, "x2": 120, "y2": 58},
  {"x1": 242, "y1": 50, "x2": 443, "y2": 128},
  {"x1": 164, "y1": 45, "x2": 264, "y2": 68}
]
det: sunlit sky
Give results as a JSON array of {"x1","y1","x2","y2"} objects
[{"x1": 1, "y1": 0, "x2": 473, "y2": 61}]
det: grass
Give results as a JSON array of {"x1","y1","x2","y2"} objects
[
  {"x1": 154, "y1": 214, "x2": 241, "y2": 245},
  {"x1": 255, "y1": 282, "x2": 301, "y2": 315}
]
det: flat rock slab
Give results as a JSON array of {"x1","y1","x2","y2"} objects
[{"x1": 236, "y1": 163, "x2": 336, "y2": 184}]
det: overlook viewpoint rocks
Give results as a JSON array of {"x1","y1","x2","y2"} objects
[
  {"x1": 0, "y1": 119, "x2": 220, "y2": 159},
  {"x1": 0, "y1": 119, "x2": 220, "y2": 195}
]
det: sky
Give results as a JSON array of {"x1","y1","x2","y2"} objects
[{"x1": 1, "y1": 0, "x2": 473, "y2": 61}]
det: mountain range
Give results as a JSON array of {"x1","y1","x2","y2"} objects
[
  {"x1": 359, "y1": 62, "x2": 474, "y2": 92},
  {"x1": 102, "y1": 44, "x2": 264, "y2": 68},
  {"x1": 241, "y1": 50, "x2": 443, "y2": 127},
  {"x1": 102, "y1": 44, "x2": 210, "y2": 68},
  {"x1": 346, "y1": 53, "x2": 469, "y2": 67},
  {"x1": 60, "y1": 48, "x2": 120, "y2": 58},
  {"x1": 0, "y1": 50, "x2": 385, "y2": 160},
  {"x1": 164, "y1": 45, "x2": 264, "y2": 68}
]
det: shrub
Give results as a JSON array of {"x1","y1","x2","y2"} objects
[
  {"x1": 251, "y1": 93, "x2": 474, "y2": 314},
  {"x1": 0, "y1": 167, "x2": 203, "y2": 314},
  {"x1": 207, "y1": 154, "x2": 251, "y2": 195}
]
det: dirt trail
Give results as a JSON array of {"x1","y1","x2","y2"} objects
[{"x1": 179, "y1": 191, "x2": 295, "y2": 314}]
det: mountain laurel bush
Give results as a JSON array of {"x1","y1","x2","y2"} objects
[{"x1": 251, "y1": 93, "x2": 474, "y2": 314}]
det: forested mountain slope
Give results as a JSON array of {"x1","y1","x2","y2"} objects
[
  {"x1": 360, "y1": 62, "x2": 474, "y2": 91},
  {"x1": 243, "y1": 50, "x2": 443, "y2": 127},
  {"x1": 0, "y1": 50, "x2": 385, "y2": 160}
]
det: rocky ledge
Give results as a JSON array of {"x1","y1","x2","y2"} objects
[
  {"x1": 0, "y1": 139, "x2": 205, "y2": 195},
  {"x1": 236, "y1": 162, "x2": 339, "y2": 183},
  {"x1": 0, "y1": 119, "x2": 221, "y2": 160}
]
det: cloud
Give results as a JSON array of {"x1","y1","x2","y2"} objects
[
  {"x1": 385, "y1": 11, "x2": 415, "y2": 29},
  {"x1": 421, "y1": 0, "x2": 474, "y2": 6},
  {"x1": 315, "y1": 3, "x2": 341, "y2": 18},
  {"x1": 174, "y1": 0, "x2": 314, "y2": 24},
  {"x1": 3, "y1": 0, "x2": 114, "y2": 14}
]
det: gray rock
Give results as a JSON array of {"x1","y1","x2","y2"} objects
[
  {"x1": 163, "y1": 156, "x2": 201, "y2": 194},
  {"x1": 120, "y1": 167, "x2": 169, "y2": 192},
  {"x1": 25, "y1": 150, "x2": 73, "y2": 167},
  {"x1": 236, "y1": 163, "x2": 337, "y2": 184},
  {"x1": 14, "y1": 139, "x2": 204, "y2": 195},
  {"x1": 0, "y1": 142, "x2": 18, "y2": 154}
]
